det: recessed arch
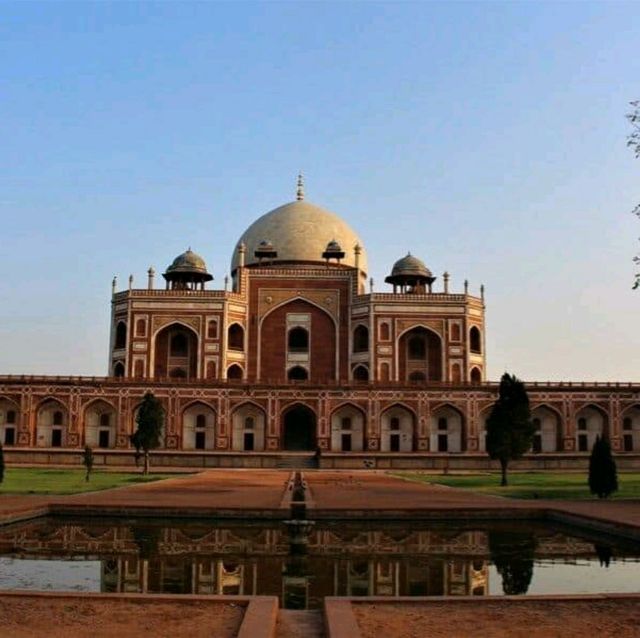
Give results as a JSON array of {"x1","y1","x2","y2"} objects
[
  {"x1": 397, "y1": 325, "x2": 443, "y2": 382},
  {"x1": 36, "y1": 398, "x2": 69, "y2": 448},
  {"x1": 231, "y1": 402, "x2": 266, "y2": 451},
  {"x1": 152, "y1": 321, "x2": 199, "y2": 379},
  {"x1": 228, "y1": 323, "x2": 245, "y2": 351},
  {"x1": 430, "y1": 403, "x2": 465, "y2": 453},
  {"x1": 287, "y1": 365, "x2": 308, "y2": 381},
  {"x1": 227, "y1": 364, "x2": 244, "y2": 380},
  {"x1": 380, "y1": 403, "x2": 416, "y2": 452},
  {"x1": 330, "y1": 403, "x2": 365, "y2": 451},
  {"x1": 288, "y1": 326, "x2": 309, "y2": 352},
  {"x1": 470, "y1": 367, "x2": 482, "y2": 383},
  {"x1": 0, "y1": 397, "x2": 20, "y2": 446},
  {"x1": 281, "y1": 402, "x2": 317, "y2": 451},
  {"x1": 113, "y1": 361, "x2": 125, "y2": 378},
  {"x1": 469, "y1": 326, "x2": 482, "y2": 353},
  {"x1": 575, "y1": 403, "x2": 608, "y2": 452},
  {"x1": 353, "y1": 365, "x2": 369, "y2": 382},
  {"x1": 182, "y1": 401, "x2": 216, "y2": 450},
  {"x1": 621, "y1": 404, "x2": 640, "y2": 451},
  {"x1": 83, "y1": 399, "x2": 117, "y2": 448},
  {"x1": 530, "y1": 405, "x2": 562, "y2": 453},
  {"x1": 114, "y1": 321, "x2": 127, "y2": 349},
  {"x1": 353, "y1": 324, "x2": 369, "y2": 353}
]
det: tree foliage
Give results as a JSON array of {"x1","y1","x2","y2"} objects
[
  {"x1": 486, "y1": 372, "x2": 535, "y2": 486},
  {"x1": 488, "y1": 529, "x2": 537, "y2": 595},
  {"x1": 588, "y1": 435, "x2": 618, "y2": 499},
  {"x1": 82, "y1": 446, "x2": 94, "y2": 482},
  {"x1": 130, "y1": 392, "x2": 164, "y2": 475},
  {"x1": 626, "y1": 100, "x2": 640, "y2": 288}
]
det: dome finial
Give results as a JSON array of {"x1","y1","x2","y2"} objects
[{"x1": 296, "y1": 172, "x2": 304, "y2": 201}]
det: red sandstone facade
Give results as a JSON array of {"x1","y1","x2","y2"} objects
[{"x1": 1, "y1": 187, "x2": 639, "y2": 463}]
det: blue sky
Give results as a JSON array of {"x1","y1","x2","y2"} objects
[{"x1": 1, "y1": 2, "x2": 638, "y2": 380}]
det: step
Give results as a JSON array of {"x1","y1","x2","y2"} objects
[{"x1": 276, "y1": 610, "x2": 324, "y2": 638}]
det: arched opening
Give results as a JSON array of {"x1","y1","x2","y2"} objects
[
  {"x1": 470, "y1": 367, "x2": 482, "y2": 383},
  {"x1": 430, "y1": 405, "x2": 464, "y2": 453},
  {"x1": 0, "y1": 399, "x2": 19, "y2": 446},
  {"x1": 353, "y1": 325, "x2": 369, "y2": 353},
  {"x1": 470, "y1": 326, "x2": 482, "y2": 353},
  {"x1": 135, "y1": 319, "x2": 146, "y2": 337},
  {"x1": 380, "y1": 405, "x2": 415, "y2": 452},
  {"x1": 84, "y1": 401, "x2": 117, "y2": 448},
  {"x1": 575, "y1": 405, "x2": 607, "y2": 452},
  {"x1": 153, "y1": 323, "x2": 198, "y2": 379},
  {"x1": 622, "y1": 406, "x2": 640, "y2": 452},
  {"x1": 113, "y1": 362, "x2": 125, "y2": 378},
  {"x1": 399, "y1": 327, "x2": 442, "y2": 382},
  {"x1": 288, "y1": 327, "x2": 309, "y2": 353},
  {"x1": 287, "y1": 366, "x2": 308, "y2": 381},
  {"x1": 231, "y1": 404, "x2": 266, "y2": 451},
  {"x1": 37, "y1": 400, "x2": 68, "y2": 448},
  {"x1": 331, "y1": 405, "x2": 365, "y2": 451},
  {"x1": 228, "y1": 324, "x2": 244, "y2": 351},
  {"x1": 478, "y1": 409, "x2": 492, "y2": 452},
  {"x1": 227, "y1": 364, "x2": 243, "y2": 380},
  {"x1": 182, "y1": 402, "x2": 215, "y2": 450},
  {"x1": 353, "y1": 365, "x2": 369, "y2": 382},
  {"x1": 530, "y1": 406, "x2": 562, "y2": 453},
  {"x1": 282, "y1": 404, "x2": 317, "y2": 451},
  {"x1": 115, "y1": 322, "x2": 127, "y2": 349}
]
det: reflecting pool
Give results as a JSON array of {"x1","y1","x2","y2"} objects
[{"x1": 0, "y1": 517, "x2": 637, "y2": 609}]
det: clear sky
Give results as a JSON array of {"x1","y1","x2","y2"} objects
[{"x1": 0, "y1": 2, "x2": 638, "y2": 381}]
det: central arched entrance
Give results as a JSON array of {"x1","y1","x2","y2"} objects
[{"x1": 282, "y1": 404, "x2": 317, "y2": 451}]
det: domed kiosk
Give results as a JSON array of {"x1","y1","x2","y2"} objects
[{"x1": 163, "y1": 249, "x2": 213, "y2": 290}]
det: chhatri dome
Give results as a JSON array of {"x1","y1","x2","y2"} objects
[{"x1": 231, "y1": 175, "x2": 368, "y2": 274}]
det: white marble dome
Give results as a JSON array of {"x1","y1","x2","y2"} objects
[{"x1": 231, "y1": 199, "x2": 368, "y2": 274}]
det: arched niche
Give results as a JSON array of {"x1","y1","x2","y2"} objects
[
  {"x1": 353, "y1": 325, "x2": 369, "y2": 353},
  {"x1": 84, "y1": 400, "x2": 117, "y2": 448},
  {"x1": 154, "y1": 323, "x2": 198, "y2": 379},
  {"x1": 282, "y1": 403, "x2": 317, "y2": 451},
  {"x1": 182, "y1": 402, "x2": 216, "y2": 450},
  {"x1": 380, "y1": 405, "x2": 415, "y2": 452},
  {"x1": 622, "y1": 406, "x2": 640, "y2": 452},
  {"x1": 228, "y1": 323, "x2": 245, "y2": 351},
  {"x1": 36, "y1": 399, "x2": 68, "y2": 448},
  {"x1": 231, "y1": 403, "x2": 265, "y2": 451},
  {"x1": 114, "y1": 321, "x2": 127, "y2": 349},
  {"x1": 331, "y1": 404, "x2": 365, "y2": 451},
  {"x1": 398, "y1": 326, "x2": 442, "y2": 382},
  {"x1": 353, "y1": 365, "x2": 369, "y2": 382},
  {"x1": 575, "y1": 405, "x2": 607, "y2": 452},
  {"x1": 287, "y1": 366, "x2": 308, "y2": 381},
  {"x1": 0, "y1": 398, "x2": 19, "y2": 446},
  {"x1": 227, "y1": 364, "x2": 244, "y2": 380},
  {"x1": 430, "y1": 405, "x2": 464, "y2": 453},
  {"x1": 470, "y1": 326, "x2": 482, "y2": 353},
  {"x1": 530, "y1": 406, "x2": 562, "y2": 453}
]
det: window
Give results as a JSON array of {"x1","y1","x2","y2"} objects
[
  {"x1": 353, "y1": 366, "x2": 369, "y2": 381},
  {"x1": 6, "y1": 410, "x2": 16, "y2": 424},
  {"x1": 470, "y1": 368, "x2": 482, "y2": 383},
  {"x1": 196, "y1": 414, "x2": 206, "y2": 428},
  {"x1": 170, "y1": 332, "x2": 188, "y2": 357},
  {"x1": 113, "y1": 362, "x2": 125, "y2": 378},
  {"x1": 623, "y1": 418, "x2": 632, "y2": 431},
  {"x1": 288, "y1": 327, "x2": 309, "y2": 352},
  {"x1": 341, "y1": 417, "x2": 352, "y2": 430},
  {"x1": 578, "y1": 418, "x2": 587, "y2": 430},
  {"x1": 438, "y1": 417, "x2": 448, "y2": 430},
  {"x1": 288, "y1": 366, "x2": 308, "y2": 381},
  {"x1": 99, "y1": 413, "x2": 110, "y2": 427},
  {"x1": 390, "y1": 417, "x2": 400, "y2": 431},
  {"x1": 207, "y1": 320, "x2": 218, "y2": 340},
  {"x1": 244, "y1": 416, "x2": 255, "y2": 430},
  {"x1": 408, "y1": 336, "x2": 426, "y2": 360},
  {"x1": 227, "y1": 364, "x2": 243, "y2": 380},
  {"x1": 533, "y1": 418, "x2": 541, "y2": 430},
  {"x1": 228, "y1": 324, "x2": 244, "y2": 351},
  {"x1": 53, "y1": 411, "x2": 63, "y2": 426},
  {"x1": 470, "y1": 327, "x2": 482, "y2": 353},
  {"x1": 353, "y1": 325, "x2": 369, "y2": 353},
  {"x1": 115, "y1": 322, "x2": 127, "y2": 349}
]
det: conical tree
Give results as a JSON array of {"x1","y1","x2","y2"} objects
[
  {"x1": 588, "y1": 435, "x2": 618, "y2": 498},
  {"x1": 486, "y1": 373, "x2": 535, "y2": 486},
  {"x1": 130, "y1": 392, "x2": 164, "y2": 475}
]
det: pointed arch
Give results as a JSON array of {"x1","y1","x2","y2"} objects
[
  {"x1": 430, "y1": 403, "x2": 465, "y2": 453},
  {"x1": 231, "y1": 401, "x2": 266, "y2": 451},
  {"x1": 152, "y1": 321, "x2": 199, "y2": 379},
  {"x1": 575, "y1": 403, "x2": 608, "y2": 452},
  {"x1": 83, "y1": 399, "x2": 117, "y2": 448},
  {"x1": 380, "y1": 403, "x2": 416, "y2": 452},
  {"x1": 114, "y1": 321, "x2": 127, "y2": 349},
  {"x1": 0, "y1": 397, "x2": 20, "y2": 446},
  {"x1": 281, "y1": 402, "x2": 317, "y2": 451},
  {"x1": 530, "y1": 404, "x2": 562, "y2": 453},
  {"x1": 353, "y1": 324, "x2": 369, "y2": 353},
  {"x1": 621, "y1": 404, "x2": 640, "y2": 452},
  {"x1": 227, "y1": 364, "x2": 244, "y2": 380},
  {"x1": 228, "y1": 323, "x2": 245, "y2": 351},
  {"x1": 182, "y1": 400, "x2": 216, "y2": 450},
  {"x1": 397, "y1": 324, "x2": 443, "y2": 382},
  {"x1": 36, "y1": 397, "x2": 69, "y2": 448},
  {"x1": 352, "y1": 365, "x2": 369, "y2": 382},
  {"x1": 330, "y1": 403, "x2": 366, "y2": 452}
]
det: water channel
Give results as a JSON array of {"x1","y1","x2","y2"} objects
[{"x1": 0, "y1": 517, "x2": 638, "y2": 609}]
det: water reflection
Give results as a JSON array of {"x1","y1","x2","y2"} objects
[{"x1": 0, "y1": 518, "x2": 637, "y2": 608}]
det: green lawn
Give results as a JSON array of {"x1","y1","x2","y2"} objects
[
  {"x1": 393, "y1": 471, "x2": 640, "y2": 500},
  {"x1": 0, "y1": 468, "x2": 176, "y2": 495}
]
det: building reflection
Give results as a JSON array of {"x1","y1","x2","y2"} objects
[{"x1": 0, "y1": 519, "x2": 626, "y2": 607}]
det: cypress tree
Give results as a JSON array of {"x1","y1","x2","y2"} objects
[
  {"x1": 486, "y1": 373, "x2": 535, "y2": 486},
  {"x1": 83, "y1": 446, "x2": 94, "y2": 482},
  {"x1": 588, "y1": 435, "x2": 618, "y2": 498},
  {"x1": 130, "y1": 392, "x2": 164, "y2": 475}
]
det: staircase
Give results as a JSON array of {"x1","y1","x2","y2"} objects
[{"x1": 275, "y1": 454, "x2": 318, "y2": 469}]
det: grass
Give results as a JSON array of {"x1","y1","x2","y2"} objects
[
  {"x1": 0, "y1": 468, "x2": 177, "y2": 495},
  {"x1": 393, "y1": 471, "x2": 640, "y2": 500}
]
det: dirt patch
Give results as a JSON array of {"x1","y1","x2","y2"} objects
[
  {"x1": 0, "y1": 595, "x2": 244, "y2": 638},
  {"x1": 354, "y1": 599, "x2": 640, "y2": 638}
]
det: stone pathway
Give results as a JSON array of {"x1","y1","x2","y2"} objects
[{"x1": 276, "y1": 610, "x2": 324, "y2": 638}]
